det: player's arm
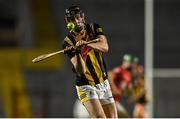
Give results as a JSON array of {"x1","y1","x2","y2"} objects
[
  {"x1": 87, "y1": 35, "x2": 109, "y2": 53},
  {"x1": 128, "y1": 88, "x2": 146, "y2": 103},
  {"x1": 127, "y1": 78, "x2": 146, "y2": 102},
  {"x1": 70, "y1": 40, "x2": 87, "y2": 74},
  {"x1": 120, "y1": 73, "x2": 133, "y2": 97},
  {"x1": 63, "y1": 40, "x2": 86, "y2": 75},
  {"x1": 71, "y1": 53, "x2": 86, "y2": 74},
  {"x1": 130, "y1": 85, "x2": 146, "y2": 102},
  {"x1": 108, "y1": 71, "x2": 122, "y2": 95},
  {"x1": 86, "y1": 23, "x2": 108, "y2": 53}
]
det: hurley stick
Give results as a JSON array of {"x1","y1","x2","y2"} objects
[{"x1": 32, "y1": 39, "x2": 100, "y2": 63}]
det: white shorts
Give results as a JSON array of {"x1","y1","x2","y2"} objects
[{"x1": 76, "y1": 80, "x2": 114, "y2": 105}]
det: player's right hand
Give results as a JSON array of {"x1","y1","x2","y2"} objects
[{"x1": 64, "y1": 46, "x2": 74, "y2": 53}]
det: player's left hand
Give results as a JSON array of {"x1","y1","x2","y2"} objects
[{"x1": 75, "y1": 40, "x2": 87, "y2": 50}]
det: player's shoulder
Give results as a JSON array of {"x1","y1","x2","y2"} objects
[
  {"x1": 62, "y1": 35, "x2": 68, "y2": 45},
  {"x1": 63, "y1": 32, "x2": 71, "y2": 40},
  {"x1": 63, "y1": 35, "x2": 69, "y2": 42},
  {"x1": 113, "y1": 66, "x2": 122, "y2": 74},
  {"x1": 63, "y1": 32, "x2": 75, "y2": 42},
  {"x1": 88, "y1": 22, "x2": 98, "y2": 25},
  {"x1": 87, "y1": 22, "x2": 101, "y2": 27},
  {"x1": 62, "y1": 33, "x2": 73, "y2": 48}
]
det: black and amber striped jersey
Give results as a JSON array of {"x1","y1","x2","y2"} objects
[{"x1": 62, "y1": 23, "x2": 108, "y2": 86}]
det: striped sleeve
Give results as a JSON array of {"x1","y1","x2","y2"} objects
[
  {"x1": 93, "y1": 23, "x2": 104, "y2": 36},
  {"x1": 62, "y1": 38, "x2": 76, "y2": 59}
]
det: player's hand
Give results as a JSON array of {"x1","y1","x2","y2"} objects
[
  {"x1": 75, "y1": 40, "x2": 87, "y2": 50},
  {"x1": 64, "y1": 46, "x2": 74, "y2": 53}
]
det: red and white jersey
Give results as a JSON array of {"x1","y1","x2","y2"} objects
[{"x1": 112, "y1": 66, "x2": 132, "y2": 101}]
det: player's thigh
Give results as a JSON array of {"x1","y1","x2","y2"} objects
[
  {"x1": 101, "y1": 102, "x2": 117, "y2": 118},
  {"x1": 83, "y1": 99, "x2": 106, "y2": 118}
]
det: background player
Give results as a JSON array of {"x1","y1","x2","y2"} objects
[
  {"x1": 128, "y1": 56, "x2": 148, "y2": 118},
  {"x1": 108, "y1": 54, "x2": 134, "y2": 118}
]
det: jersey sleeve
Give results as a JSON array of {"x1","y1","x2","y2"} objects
[
  {"x1": 113, "y1": 67, "x2": 121, "y2": 75},
  {"x1": 62, "y1": 39, "x2": 76, "y2": 59},
  {"x1": 93, "y1": 23, "x2": 105, "y2": 36},
  {"x1": 122, "y1": 72, "x2": 131, "y2": 85}
]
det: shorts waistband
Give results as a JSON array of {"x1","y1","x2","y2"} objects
[{"x1": 76, "y1": 79, "x2": 108, "y2": 86}]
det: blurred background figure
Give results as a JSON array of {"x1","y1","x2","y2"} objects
[
  {"x1": 73, "y1": 99, "x2": 89, "y2": 118},
  {"x1": 108, "y1": 54, "x2": 149, "y2": 118},
  {"x1": 108, "y1": 54, "x2": 134, "y2": 118},
  {"x1": 127, "y1": 56, "x2": 148, "y2": 118}
]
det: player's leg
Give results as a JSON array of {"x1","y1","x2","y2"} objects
[
  {"x1": 101, "y1": 102, "x2": 117, "y2": 118},
  {"x1": 98, "y1": 80, "x2": 118, "y2": 118},
  {"x1": 83, "y1": 99, "x2": 106, "y2": 118},
  {"x1": 76, "y1": 85, "x2": 106, "y2": 118}
]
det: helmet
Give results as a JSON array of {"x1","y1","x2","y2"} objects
[
  {"x1": 133, "y1": 56, "x2": 139, "y2": 63},
  {"x1": 123, "y1": 54, "x2": 134, "y2": 62},
  {"x1": 123, "y1": 54, "x2": 139, "y2": 63},
  {"x1": 65, "y1": 6, "x2": 83, "y2": 21}
]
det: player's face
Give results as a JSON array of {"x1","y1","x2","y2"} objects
[
  {"x1": 123, "y1": 61, "x2": 131, "y2": 68},
  {"x1": 67, "y1": 13, "x2": 85, "y2": 32},
  {"x1": 74, "y1": 14, "x2": 84, "y2": 27}
]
